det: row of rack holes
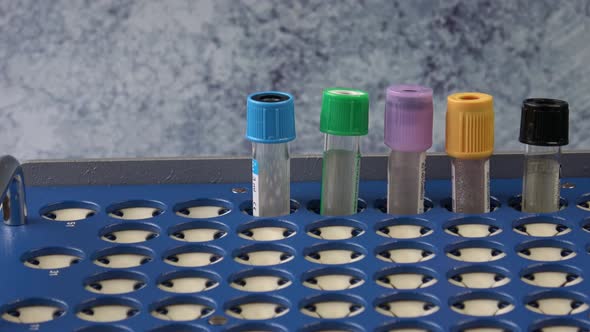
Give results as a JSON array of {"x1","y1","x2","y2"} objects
[
  {"x1": 4, "y1": 291, "x2": 590, "y2": 325},
  {"x1": 149, "y1": 318, "x2": 590, "y2": 332},
  {"x1": 39, "y1": 192, "x2": 590, "y2": 223},
  {"x1": 101, "y1": 218, "x2": 584, "y2": 245},
  {"x1": 60, "y1": 319, "x2": 590, "y2": 332},
  {"x1": 19, "y1": 239, "x2": 588, "y2": 271},
  {"x1": 60, "y1": 261, "x2": 586, "y2": 298},
  {"x1": 48, "y1": 215, "x2": 590, "y2": 247}
]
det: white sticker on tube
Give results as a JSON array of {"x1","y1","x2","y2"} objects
[
  {"x1": 484, "y1": 159, "x2": 490, "y2": 213},
  {"x1": 418, "y1": 153, "x2": 426, "y2": 214},
  {"x1": 252, "y1": 159, "x2": 259, "y2": 217}
]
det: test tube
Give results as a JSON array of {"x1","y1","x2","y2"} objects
[
  {"x1": 320, "y1": 88, "x2": 369, "y2": 216},
  {"x1": 446, "y1": 92, "x2": 495, "y2": 214},
  {"x1": 246, "y1": 91, "x2": 296, "y2": 217},
  {"x1": 520, "y1": 98, "x2": 569, "y2": 213},
  {"x1": 384, "y1": 85, "x2": 434, "y2": 215}
]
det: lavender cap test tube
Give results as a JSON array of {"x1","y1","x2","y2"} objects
[{"x1": 385, "y1": 85, "x2": 433, "y2": 215}]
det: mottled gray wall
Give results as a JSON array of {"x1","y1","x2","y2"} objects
[{"x1": 1, "y1": 0, "x2": 588, "y2": 160}]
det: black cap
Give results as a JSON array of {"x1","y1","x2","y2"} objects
[{"x1": 519, "y1": 98, "x2": 569, "y2": 146}]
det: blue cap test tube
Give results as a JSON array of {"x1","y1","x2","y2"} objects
[{"x1": 246, "y1": 91, "x2": 296, "y2": 217}]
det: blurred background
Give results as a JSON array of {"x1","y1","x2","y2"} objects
[{"x1": 0, "y1": 0, "x2": 588, "y2": 160}]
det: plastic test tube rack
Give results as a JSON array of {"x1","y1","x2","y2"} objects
[{"x1": 2, "y1": 153, "x2": 590, "y2": 332}]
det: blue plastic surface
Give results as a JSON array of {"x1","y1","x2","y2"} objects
[{"x1": 1, "y1": 178, "x2": 590, "y2": 332}]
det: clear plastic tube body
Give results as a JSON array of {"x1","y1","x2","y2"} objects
[
  {"x1": 320, "y1": 134, "x2": 361, "y2": 216},
  {"x1": 452, "y1": 158, "x2": 490, "y2": 214},
  {"x1": 387, "y1": 150, "x2": 426, "y2": 214},
  {"x1": 522, "y1": 145, "x2": 560, "y2": 213},
  {"x1": 252, "y1": 142, "x2": 290, "y2": 217}
]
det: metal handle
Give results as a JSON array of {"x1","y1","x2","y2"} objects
[{"x1": 0, "y1": 155, "x2": 26, "y2": 226}]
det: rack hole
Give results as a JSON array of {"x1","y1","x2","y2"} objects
[
  {"x1": 92, "y1": 246, "x2": 154, "y2": 268},
  {"x1": 100, "y1": 223, "x2": 160, "y2": 244},
  {"x1": 234, "y1": 244, "x2": 295, "y2": 266},
  {"x1": 375, "y1": 242, "x2": 435, "y2": 264},
  {"x1": 302, "y1": 267, "x2": 365, "y2": 291},
  {"x1": 300, "y1": 322, "x2": 365, "y2": 332},
  {"x1": 521, "y1": 264, "x2": 583, "y2": 288},
  {"x1": 513, "y1": 216, "x2": 570, "y2": 237},
  {"x1": 230, "y1": 269, "x2": 293, "y2": 292},
  {"x1": 163, "y1": 245, "x2": 224, "y2": 267},
  {"x1": 304, "y1": 243, "x2": 366, "y2": 265},
  {"x1": 225, "y1": 295, "x2": 290, "y2": 320},
  {"x1": 375, "y1": 293, "x2": 440, "y2": 318},
  {"x1": 300, "y1": 294, "x2": 365, "y2": 319},
  {"x1": 450, "y1": 292, "x2": 514, "y2": 317},
  {"x1": 452, "y1": 319, "x2": 519, "y2": 332},
  {"x1": 107, "y1": 200, "x2": 165, "y2": 220},
  {"x1": 445, "y1": 241, "x2": 506, "y2": 263},
  {"x1": 577, "y1": 194, "x2": 590, "y2": 211},
  {"x1": 447, "y1": 266, "x2": 510, "y2": 289},
  {"x1": 444, "y1": 217, "x2": 501, "y2": 238},
  {"x1": 306, "y1": 199, "x2": 367, "y2": 215},
  {"x1": 516, "y1": 240, "x2": 576, "y2": 262},
  {"x1": 240, "y1": 200, "x2": 300, "y2": 216},
  {"x1": 168, "y1": 221, "x2": 229, "y2": 243},
  {"x1": 40, "y1": 201, "x2": 99, "y2": 221},
  {"x1": 147, "y1": 324, "x2": 207, "y2": 332},
  {"x1": 375, "y1": 266, "x2": 438, "y2": 290},
  {"x1": 76, "y1": 298, "x2": 140, "y2": 323},
  {"x1": 374, "y1": 197, "x2": 434, "y2": 214},
  {"x1": 225, "y1": 323, "x2": 288, "y2": 332},
  {"x1": 151, "y1": 297, "x2": 215, "y2": 321},
  {"x1": 377, "y1": 321, "x2": 442, "y2": 332},
  {"x1": 525, "y1": 291, "x2": 589, "y2": 316},
  {"x1": 1, "y1": 298, "x2": 67, "y2": 324},
  {"x1": 174, "y1": 199, "x2": 232, "y2": 218},
  {"x1": 77, "y1": 326, "x2": 134, "y2": 332},
  {"x1": 529, "y1": 318, "x2": 590, "y2": 332},
  {"x1": 158, "y1": 270, "x2": 220, "y2": 294},
  {"x1": 238, "y1": 220, "x2": 297, "y2": 241},
  {"x1": 84, "y1": 271, "x2": 147, "y2": 295},
  {"x1": 375, "y1": 217, "x2": 433, "y2": 239},
  {"x1": 22, "y1": 247, "x2": 84, "y2": 270},
  {"x1": 509, "y1": 195, "x2": 567, "y2": 212},
  {"x1": 306, "y1": 218, "x2": 365, "y2": 240},
  {"x1": 581, "y1": 218, "x2": 590, "y2": 233}
]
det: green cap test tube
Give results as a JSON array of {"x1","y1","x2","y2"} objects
[{"x1": 319, "y1": 88, "x2": 369, "y2": 216}]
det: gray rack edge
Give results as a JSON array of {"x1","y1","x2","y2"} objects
[{"x1": 22, "y1": 151, "x2": 590, "y2": 186}]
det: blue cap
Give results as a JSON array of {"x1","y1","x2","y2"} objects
[{"x1": 246, "y1": 91, "x2": 296, "y2": 143}]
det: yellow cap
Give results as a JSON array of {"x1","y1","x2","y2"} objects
[{"x1": 446, "y1": 92, "x2": 494, "y2": 159}]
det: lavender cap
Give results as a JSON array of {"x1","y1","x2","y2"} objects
[{"x1": 384, "y1": 84, "x2": 434, "y2": 152}]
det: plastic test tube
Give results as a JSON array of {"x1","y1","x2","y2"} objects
[
  {"x1": 520, "y1": 98, "x2": 569, "y2": 213},
  {"x1": 385, "y1": 85, "x2": 434, "y2": 215},
  {"x1": 320, "y1": 88, "x2": 369, "y2": 216},
  {"x1": 246, "y1": 91, "x2": 296, "y2": 217},
  {"x1": 446, "y1": 92, "x2": 495, "y2": 214}
]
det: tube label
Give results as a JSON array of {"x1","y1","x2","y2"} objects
[
  {"x1": 252, "y1": 159, "x2": 259, "y2": 216},
  {"x1": 484, "y1": 159, "x2": 490, "y2": 213},
  {"x1": 418, "y1": 153, "x2": 426, "y2": 214}
]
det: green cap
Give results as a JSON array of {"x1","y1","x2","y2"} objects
[{"x1": 320, "y1": 87, "x2": 369, "y2": 136}]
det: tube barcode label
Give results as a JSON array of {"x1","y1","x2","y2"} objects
[
  {"x1": 451, "y1": 164, "x2": 457, "y2": 212},
  {"x1": 418, "y1": 153, "x2": 426, "y2": 214},
  {"x1": 252, "y1": 159, "x2": 259, "y2": 216},
  {"x1": 352, "y1": 154, "x2": 361, "y2": 212},
  {"x1": 484, "y1": 159, "x2": 490, "y2": 213}
]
